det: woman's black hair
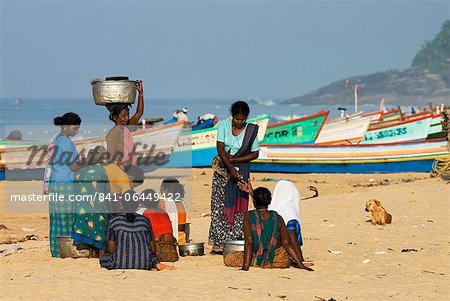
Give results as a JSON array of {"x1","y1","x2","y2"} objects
[
  {"x1": 230, "y1": 101, "x2": 250, "y2": 117},
  {"x1": 122, "y1": 189, "x2": 139, "y2": 222},
  {"x1": 105, "y1": 103, "x2": 130, "y2": 123},
  {"x1": 253, "y1": 187, "x2": 272, "y2": 208},
  {"x1": 161, "y1": 177, "x2": 185, "y2": 199},
  {"x1": 53, "y1": 112, "x2": 81, "y2": 126},
  {"x1": 140, "y1": 189, "x2": 159, "y2": 209}
]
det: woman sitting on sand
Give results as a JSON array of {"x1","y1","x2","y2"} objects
[
  {"x1": 140, "y1": 189, "x2": 178, "y2": 262},
  {"x1": 100, "y1": 190, "x2": 174, "y2": 271},
  {"x1": 239, "y1": 180, "x2": 313, "y2": 267},
  {"x1": 224, "y1": 187, "x2": 313, "y2": 271},
  {"x1": 159, "y1": 178, "x2": 188, "y2": 245},
  {"x1": 71, "y1": 146, "x2": 144, "y2": 257}
]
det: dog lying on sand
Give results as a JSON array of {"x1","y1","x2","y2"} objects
[{"x1": 365, "y1": 199, "x2": 392, "y2": 225}]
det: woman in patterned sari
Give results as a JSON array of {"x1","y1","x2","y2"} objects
[
  {"x1": 71, "y1": 146, "x2": 144, "y2": 257},
  {"x1": 208, "y1": 101, "x2": 259, "y2": 253},
  {"x1": 224, "y1": 187, "x2": 313, "y2": 271}
]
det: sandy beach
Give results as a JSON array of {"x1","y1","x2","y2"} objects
[{"x1": 1, "y1": 169, "x2": 449, "y2": 300}]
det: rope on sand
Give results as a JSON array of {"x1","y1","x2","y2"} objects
[{"x1": 432, "y1": 155, "x2": 450, "y2": 180}]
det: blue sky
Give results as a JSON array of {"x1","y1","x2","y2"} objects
[{"x1": 1, "y1": 0, "x2": 448, "y2": 99}]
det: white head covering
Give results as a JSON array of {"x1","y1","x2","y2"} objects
[
  {"x1": 164, "y1": 199, "x2": 179, "y2": 242},
  {"x1": 268, "y1": 180, "x2": 301, "y2": 224}
]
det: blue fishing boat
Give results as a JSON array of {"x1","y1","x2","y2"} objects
[{"x1": 251, "y1": 139, "x2": 448, "y2": 173}]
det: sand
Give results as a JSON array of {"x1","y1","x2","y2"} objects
[{"x1": 1, "y1": 169, "x2": 449, "y2": 300}]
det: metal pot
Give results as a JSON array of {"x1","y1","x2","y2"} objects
[
  {"x1": 91, "y1": 77, "x2": 138, "y2": 106},
  {"x1": 178, "y1": 242, "x2": 205, "y2": 257},
  {"x1": 57, "y1": 236, "x2": 89, "y2": 258},
  {"x1": 222, "y1": 240, "x2": 245, "y2": 257}
]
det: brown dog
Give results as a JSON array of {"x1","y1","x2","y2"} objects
[{"x1": 365, "y1": 199, "x2": 392, "y2": 225}]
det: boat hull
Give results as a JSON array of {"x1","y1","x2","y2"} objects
[
  {"x1": 261, "y1": 111, "x2": 328, "y2": 144},
  {"x1": 252, "y1": 139, "x2": 449, "y2": 173},
  {"x1": 0, "y1": 122, "x2": 185, "y2": 180},
  {"x1": 362, "y1": 115, "x2": 432, "y2": 144},
  {"x1": 167, "y1": 114, "x2": 270, "y2": 168}
]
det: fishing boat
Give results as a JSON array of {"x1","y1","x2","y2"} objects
[
  {"x1": 427, "y1": 113, "x2": 444, "y2": 139},
  {"x1": 251, "y1": 139, "x2": 449, "y2": 173},
  {"x1": 167, "y1": 114, "x2": 270, "y2": 168},
  {"x1": 0, "y1": 121, "x2": 185, "y2": 180},
  {"x1": 362, "y1": 114, "x2": 432, "y2": 144},
  {"x1": 315, "y1": 116, "x2": 372, "y2": 145},
  {"x1": 261, "y1": 110, "x2": 328, "y2": 145}
]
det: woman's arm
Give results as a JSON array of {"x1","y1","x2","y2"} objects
[
  {"x1": 241, "y1": 212, "x2": 253, "y2": 271},
  {"x1": 279, "y1": 216, "x2": 313, "y2": 271},
  {"x1": 128, "y1": 81, "x2": 144, "y2": 125},
  {"x1": 150, "y1": 240, "x2": 156, "y2": 254},
  {"x1": 217, "y1": 141, "x2": 239, "y2": 179},
  {"x1": 287, "y1": 230, "x2": 305, "y2": 263},
  {"x1": 230, "y1": 151, "x2": 259, "y2": 164},
  {"x1": 107, "y1": 240, "x2": 116, "y2": 254}
]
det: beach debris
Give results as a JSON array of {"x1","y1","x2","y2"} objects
[
  {"x1": 200, "y1": 171, "x2": 206, "y2": 175},
  {"x1": 201, "y1": 212, "x2": 211, "y2": 217},
  {"x1": 422, "y1": 270, "x2": 445, "y2": 276},
  {"x1": 203, "y1": 184, "x2": 209, "y2": 186},
  {"x1": 24, "y1": 235, "x2": 38, "y2": 241},
  {"x1": 321, "y1": 220, "x2": 335, "y2": 228},
  {"x1": 375, "y1": 251, "x2": 387, "y2": 255},
  {"x1": 401, "y1": 248, "x2": 418, "y2": 252},
  {"x1": 276, "y1": 295, "x2": 287, "y2": 300},
  {"x1": 228, "y1": 286, "x2": 251, "y2": 291},
  {"x1": 1, "y1": 244, "x2": 23, "y2": 256},
  {"x1": 387, "y1": 248, "x2": 395, "y2": 252},
  {"x1": 277, "y1": 275, "x2": 291, "y2": 279},
  {"x1": 21, "y1": 228, "x2": 34, "y2": 233},
  {"x1": 0, "y1": 224, "x2": 10, "y2": 230},
  {"x1": 328, "y1": 249, "x2": 341, "y2": 255},
  {"x1": 362, "y1": 259, "x2": 371, "y2": 264},
  {"x1": 409, "y1": 200, "x2": 418, "y2": 203},
  {"x1": 261, "y1": 177, "x2": 282, "y2": 182},
  {"x1": 302, "y1": 186, "x2": 319, "y2": 200}
]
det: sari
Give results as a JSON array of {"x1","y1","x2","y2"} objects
[
  {"x1": 223, "y1": 210, "x2": 290, "y2": 268},
  {"x1": 71, "y1": 165, "x2": 112, "y2": 251},
  {"x1": 208, "y1": 123, "x2": 259, "y2": 249},
  {"x1": 223, "y1": 123, "x2": 259, "y2": 225}
]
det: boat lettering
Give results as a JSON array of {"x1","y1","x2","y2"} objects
[{"x1": 177, "y1": 132, "x2": 216, "y2": 147}]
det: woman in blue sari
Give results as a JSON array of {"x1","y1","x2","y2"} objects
[{"x1": 47, "y1": 112, "x2": 85, "y2": 257}]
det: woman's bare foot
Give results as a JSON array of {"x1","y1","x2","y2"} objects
[{"x1": 155, "y1": 263, "x2": 175, "y2": 271}]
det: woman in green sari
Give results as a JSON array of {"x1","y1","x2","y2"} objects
[
  {"x1": 71, "y1": 146, "x2": 144, "y2": 257},
  {"x1": 224, "y1": 187, "x2": 313, "y2": 271}
]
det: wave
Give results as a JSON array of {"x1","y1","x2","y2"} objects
[{"x1": 248, "y1": 97, "x2": 276, "y2": 106}]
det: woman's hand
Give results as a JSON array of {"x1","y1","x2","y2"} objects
[
  {"x1": 238, "y1": 178, "x2": 253, "y2": 196},
  {"x1": 230, "y1": 167, "x2": 241, "y2": 180},
  {"x1": 136, "y1": 80, "x2": 143, "y2": 94},
  {"x1": 155, "y1": 263, "x2": 175, "y2": 271}
]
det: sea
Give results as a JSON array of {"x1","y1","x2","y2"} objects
[{"x1": 0, "y1": 97, "x2": 405, "y2": 140}]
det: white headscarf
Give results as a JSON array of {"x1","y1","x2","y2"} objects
[
  {"x1": 268, "y1": 180, "x2": 301, "y2": 224},
  {"x1": 164, "y1": 199, "x2": 179, "y2": 242}
]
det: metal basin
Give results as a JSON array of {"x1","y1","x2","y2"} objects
[
  {"x1": 178, "y1": 242, "x2": 205, "y2": 257},
  {"x1": 222, "y1": 240, "x2": 245, "y2": 257},
  {"x1": 91, "y1": 78, "x2": 138, "y2": 105},
  {"x1": 57, "y1": 236, "x2": 89, "y2": 258}
]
